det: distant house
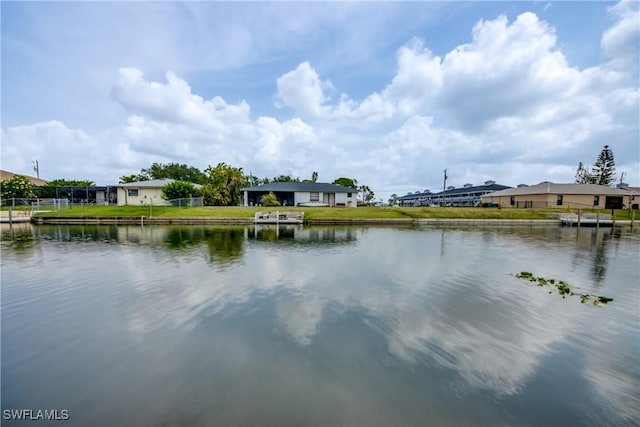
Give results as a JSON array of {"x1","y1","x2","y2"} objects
[
  {"x1": 481, "y1": 182, "x2": 636, "y2": 209},
  {"x1": 242, "y1": 182, "x2": 358, "y2": 207},
  {"x1": 617, "y1": 184, "x2": 640, "y2": 210},
  {"x1": 117, "y1": 179, "x2": 201, "y2": 206},
  {"x1": 0, "y1": 169, "x2": 48, "y2": 186},
  {"x1": 398, "y1": 181, "x2": 511, "y2": 207}
]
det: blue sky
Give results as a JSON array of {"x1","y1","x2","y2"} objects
[{"x1": 2, "y1": 1, "x2": 638, "y2": 200}]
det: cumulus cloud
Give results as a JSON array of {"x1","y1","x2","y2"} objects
[
  {"x1": 601, "y1": 1, "x2": 639, "y2": 63},
  {"x1": 275, "y1": 62, "x2": 333, "y2": 117},
  {"x1": 113, "y1": 68, "x2": 254, "y2": 133},
  {"x1": 1, "y1": 2, "x2": 638, "y2": 194}
]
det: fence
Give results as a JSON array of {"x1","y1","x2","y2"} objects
[
  {"x1": 1, "y1": 198, "x2": 69, "y2": 211},
  {"x1": 169, "y1": 197, "x2": 203, "y2": 207}
]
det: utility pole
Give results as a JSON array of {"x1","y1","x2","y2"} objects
[
  {"x1": 32, "y1": 160, "x2": 40, "y2": 179},
  {"x1": 442, "y1": 169, "x2": 447, "y2": 207}
]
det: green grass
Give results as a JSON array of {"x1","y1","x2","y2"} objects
[{"x1": 32, "y1": 205, "x2": 566, "y2": 220}]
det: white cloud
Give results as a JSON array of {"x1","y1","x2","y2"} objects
[
  {"x1": 1, "y1": 2, "x2": 638, "y2": 195},
  {"x1": 601, "y1": 1, "x2": 640, "y2": 61},
  {"x1": 254, "y1": 116, "x2": 319, "y2": 171},
  {"x1": 113, "y1": 68, "x2": 253, "y2": 133},
  {"x1": 275, "y1": 62, "x2": 333, "y2": 118}
]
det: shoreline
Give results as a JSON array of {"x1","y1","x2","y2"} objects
[{"x1": 29, "y1": 216, "x2": 626, "y2": 226}]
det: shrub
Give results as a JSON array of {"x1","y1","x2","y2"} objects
[
  {"x1": 162, "y1": 181, "x2": 196, "y2": 201},
  {"x1": 260, "y1": 192, "x2": 280, "y2": 207}
]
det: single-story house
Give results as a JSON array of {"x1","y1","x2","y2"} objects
[
  {"x1": 480, "y1": 182, "x2": 637, "y2": 209},
  {"x1": 117, "y1": 179, "x2": 201, "y2": 206},
  {"x1": 242, "y1": 182, "x2": 358, "y2": 207}
]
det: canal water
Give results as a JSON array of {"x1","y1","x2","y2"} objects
[{"x1": 2, "y1": 224, "x2": 639, "y2": 426}]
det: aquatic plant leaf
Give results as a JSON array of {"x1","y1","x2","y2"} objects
[{"x1": 511, "y1": 273, "x2": 612, "y2": 306}]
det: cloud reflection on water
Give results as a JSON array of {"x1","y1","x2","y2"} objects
[
  {"x1": 88, "y1": 225, "x2": 638, "y2": 405},
  {"x1": 4, "y1": 224, "x2": 638, "y2": 423}
]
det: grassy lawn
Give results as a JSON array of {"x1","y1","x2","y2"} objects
[{"x1": 29, "y1": 205, "x2": 578, "y2": 220}]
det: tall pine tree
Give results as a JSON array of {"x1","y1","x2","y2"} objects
[{"x1": 591, "y1": 145, "x2": 616, "y2": 186}]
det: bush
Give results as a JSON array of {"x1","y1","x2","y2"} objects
[
  {"x1": 161, "y1": 181, "x2": 196, "y2": 201},
  {"x1": 0, "y1": 175, "x2": 36, "y2": 200},
  {"x1": 260, "y1": 192, "x2": 280, "y2": 207}
]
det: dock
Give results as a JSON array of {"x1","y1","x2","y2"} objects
[
  {"x1": 561, "y1": 213, "x2": 614, "y2": 227},
  {"x1": 0, "y1": 210, "x2": 32, "y2": 223},
  {"x1": 254, "y1": 211, "x2": 304, "y2": 224}
]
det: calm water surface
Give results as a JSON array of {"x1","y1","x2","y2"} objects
[{"x1": 2, "y1": 224, "x2": 639, "y2": 426}]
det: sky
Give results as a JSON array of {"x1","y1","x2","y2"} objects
[{"x1": 1, "y1": 1, "x2": 638, "y2": 201}]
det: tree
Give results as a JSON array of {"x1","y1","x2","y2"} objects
[
  {"x1": 46, "y1": 178, "x2": 95, "y2": 187},
  {"x1": 591, "y1": 145, "x2": 616, "y2": 186},
  {"x1": 575, "y1": 162, "x2": 594, "y2": 184},
  {"x1": 260, "y1": 192, "x2": 280, "y2": 207},
  {"x1": 271, "y1": 174, "x2": 300, "y2": 183},
  {"x1": 388, "y1": 193, "x2": 398, "y2": 206},
  {"x1": 162, "y1": 181, "x2": 197, "y2": 201},
  {"x1": 201, "y1": 163, "x2": 247, "y2": 206},
  {"x1": 119, "y1": 173, "x2": 149, "y2": 184},
  {"x1": 332, "y1": 177, "x2": 358, "y2": 188},
  {"x1": 302, "y1": 171, "x2": 319, "y2": 183},
  {"x1": 359, "y1": 185, "x2": 375, "y2": 205},
  {"x1": 245, "y1": 174, "x2": 262, "y2": 187},
  {"x1": 0, "y1": 175, "x2": 36, "y2": 200},
  {"x1": 142, "y1": 162, "x2": 204, "y2": 183}
]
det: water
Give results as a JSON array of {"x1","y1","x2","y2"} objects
[{"x1": 2, "y1": 224, "x2": 639, "y2": 426}]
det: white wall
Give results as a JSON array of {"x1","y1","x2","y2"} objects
[
  {"x1": 294, "y1": 192, "x2": 311, "y2": 206},
  {"x1": 117, "y1": 187, "x2": 171, "y2": 206},
  {"x1": 335, "y1": 192, "x2": 357, "y2": 207},
  {"x1": 293, "y1": 191, "x2": 356, "y2": 207}
]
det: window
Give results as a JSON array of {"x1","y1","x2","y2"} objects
[
  {"x1": 593, "y1": 195, "x2": 600, "y2": 206},
  {"x1": 556, "y1": 194, "x2": 563, "y2": 206},
  {"x1": 310, "y1": 192, "x2": 319, "y2": 202},
  {"x1": 510, "y1": 196, "x2": 515, "y2": 206},
  {"x1": 128, "y1": 189, "x2": 139, "y2": 197},
  {"x1": 347, "y1": 192, "x2": 352, "y2": 197}
]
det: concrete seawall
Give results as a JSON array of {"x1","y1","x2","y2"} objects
[
  {"x1": 32, "y1": 217, "x2": 254, "y2": 225},
  {"x1": 32, "y1": 216, "x2": 569, "y2": 226}
]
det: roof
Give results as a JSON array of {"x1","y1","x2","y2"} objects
[
  {"x1": 0, "y1": 169, "x2": 49, "y2": 186},
  {"x1": 242, "y1": 182, "x2": 357, "y2": 193},
  {"x1": 485, "y1": 182, "x2": 633, "y2": 197},
  {"x1": 619, "y1": 186, "x2": 640, "y2": 196},
  {"x1": 119, "y1": 179, "x2": 202, "y2": 189},
  {"x1": 398, "y1": 182, "x2": 510, "y2": 200}
]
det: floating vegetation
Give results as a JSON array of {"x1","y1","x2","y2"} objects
[
  {"x1": 580, "y1": 294, "x2": 614, "y2": 306},
  {"x1": 511, "y1": 272, "x2": 613, "y2": 306}
]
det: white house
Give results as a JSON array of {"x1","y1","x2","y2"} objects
[
  {"x1": 242, "y1": 182, "x2": 358, "y2": 207},
  {"x1": 117, "y1": 179, "x2": 201, "y2": 206}
]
